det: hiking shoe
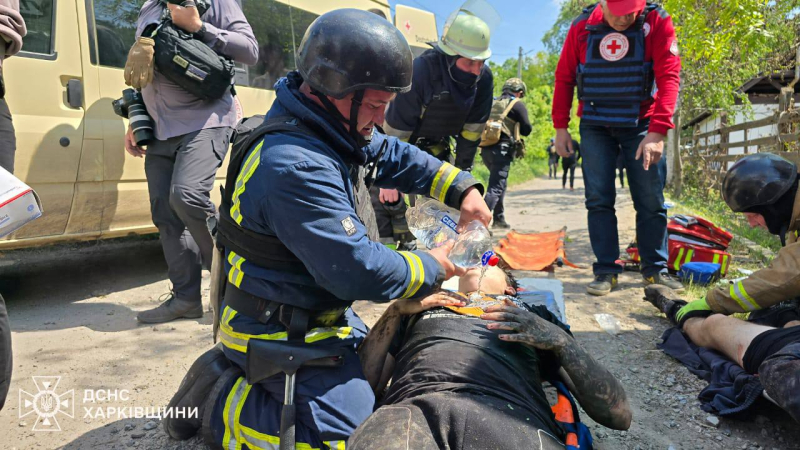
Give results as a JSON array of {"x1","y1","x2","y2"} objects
[
  {"x1": 587, "y1": 274, "x2": 618, "y2": 296},
  {"x1": 492, "y1": 219, "x2": 511, "y2": 229},
  {"x1": 643, "y1": 285, "x2": 686, "y2": 325},
  {"x1": 643, "y1": 272, "x2": 685, "y2": 293},
  {"x1": 137, "y1": 294, "x2": 203, "y2": 324},
  {"x1": 164, "y1": 345, "x2": 232, "y2": 440}
]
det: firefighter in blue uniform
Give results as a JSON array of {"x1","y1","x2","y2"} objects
[
  {"x1": 373, "y1": 2, "x2": 497, "y2": 250},
  {"x1": 161, "y1": 9, "x2": 491, "y2": 449}
]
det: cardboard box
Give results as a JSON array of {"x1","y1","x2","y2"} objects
[{"x1": 0, "y1": 167, "x2": 43, "y2": 238}]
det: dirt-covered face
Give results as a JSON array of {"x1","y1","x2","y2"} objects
[{"x1": 458, "y1": 266, "x2": 515, "y2": 295}]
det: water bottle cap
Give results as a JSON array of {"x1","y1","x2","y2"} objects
[{"x1": 481, "y1": 251, "x2": 498, "y2": 267}]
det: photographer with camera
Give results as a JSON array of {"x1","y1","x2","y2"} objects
[{"x1": 123, "y1": 0, "x2": 257, "y2": 324}]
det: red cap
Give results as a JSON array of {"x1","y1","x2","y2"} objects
[
  {"x1": 487, "y1": 255, "x2": 500, "y2": 267},
  {"x1": 605, "y1": 0, "x2": 646, "y2": 16}
]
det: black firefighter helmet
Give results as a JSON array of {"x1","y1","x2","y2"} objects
[
  {"x1": 295, "y1": 9, "x2": 413, "y2": 147},
  {"x1": 722, "y1": 153, "x2": 799, "y2": 242},
  {"x1": 722, "y1": 153, "x2": 798, "y2": 213}
]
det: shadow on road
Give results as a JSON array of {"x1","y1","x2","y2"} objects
[{"x1": 0, "y1": 238, "x2": 198, "y2": 333}]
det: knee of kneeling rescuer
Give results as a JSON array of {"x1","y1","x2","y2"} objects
[{"x1": 758, "y1": 342, "x2": 800, "y2": 422}]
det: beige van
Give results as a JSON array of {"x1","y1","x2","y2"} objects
[{"x1": 1, "y1": 0, "x2": 436, "y2": 250}]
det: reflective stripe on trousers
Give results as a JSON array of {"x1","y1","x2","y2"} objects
[
  {"x1": 221, "y1": 374, "x2": 347, "y2": 450},
  {"x1": 218, "y1": 306, "x2": 353, "y2": 354}
]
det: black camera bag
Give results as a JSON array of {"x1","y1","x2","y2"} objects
[{"x1": 153, "y1": 19, "x2": 235, "y2": 100}]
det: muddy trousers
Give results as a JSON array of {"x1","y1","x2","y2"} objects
[
  {"x1": 145, "y1": 127, "x2": 232, "y2": 305},
  {"x1": 348, "y1": 392, "x2": 566, "y2": 450},
  {"x1": 482, "y1": 143, "x2": 513, "y2": 222}
]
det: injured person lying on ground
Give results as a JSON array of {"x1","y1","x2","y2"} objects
[
  {"x1": 645, "y1": 285, "x2": 800, "y2": 422},
  {"x1": 350, "y1": 266, "x2": 632, "y2": 449}
]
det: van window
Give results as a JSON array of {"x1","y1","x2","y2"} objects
[
  {"x1": 240, "y1": 0, "x2": 318, "y2": 90},
  {"x1": 19, "y1": 0, "x2": 55, "y2": 55},
  {"x1": 92, "y1": 0, "x2": 139, "y2": 68}
]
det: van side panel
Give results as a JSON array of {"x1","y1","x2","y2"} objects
[{"x1": 2, "y1": 0, "x2": 85, "y2": 243}]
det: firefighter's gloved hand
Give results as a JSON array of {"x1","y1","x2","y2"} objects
[
  {"x1": 675, "y1": 297, "x2": 712, "y2": 327},
  {"x1": 124, "y1": 37, "x2": 156, "y2": 89}
]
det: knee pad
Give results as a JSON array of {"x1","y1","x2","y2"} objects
[
  {"x1": 164, "y1": 344, "x2": 233, "y2": 441},
  {"x1": 348, "y1": 405, "x2": 438, "y2": 450},
  {"x1": 758, "y1": 342, "x2": 800, "y2": 422}
]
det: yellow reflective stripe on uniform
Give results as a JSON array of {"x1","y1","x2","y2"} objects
[
  {"x1": 460, "y1": 129, "x2": 482, "y2": 141},
  {"x1": 222, "y1": 376, "x2": 251, "y2": 450},
  {"x1": 239, "y1": 425, "x2": 324, "y2": 450},
  {"x1": 736, "y1": 282, "x2": 759, "y2": 310},
  {"x1": 684, "y1": 249, "x2": 694, "y2": 264},
  {"x1": 219, "y1": 306, "x2": 353, "y2": 353},
  {"x1": 227, "y1": 251, "x2": 246, "y2": 288},
  {"x1": 461, "y1": 122, "x2": 486, "y2": 141},
  {"x1": 230, "y1": 140, "x2": 264, "y2": 224},
  {"x1": 430, "y1": 163, "x2": 461, "y2": 204},
  {"x1": 729, "y1": 282, "x2": 759, "y2": 312},
  {"x1": 721, "y1": 255, "x2": 729, "y2": 273},
  {"x1": 712, "y1": 254, "x2": 720, "y2": 264},
  {"x1": 398, "y1": 251, "x2": 424, "y2": 298},
  {"x1": 673, "y1": 248, "x2": 685, "y2": 271},
  {"x1": 324, "y1": 441, "x2": 346, "y2": 450}
]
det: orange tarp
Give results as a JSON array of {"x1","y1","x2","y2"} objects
[{"x1": 494, "y1": 228, "x2": 579, "y2": 271}]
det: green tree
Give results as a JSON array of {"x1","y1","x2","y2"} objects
[{"x1": 662, "y1": 0, "x2": 800, "y2": 119}]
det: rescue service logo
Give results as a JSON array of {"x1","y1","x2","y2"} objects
[
  {"x1": 599, "y1": 33, "x2": 629, "y2": 62},
  {"x1": 18, "y1": 377, "x2": 199, "y2": 432},
  {"x1": 342, "y1": 217, "x2": 357, "y2": 236},
  {"x1": 18, "y1": 376, "x2": 75, "y2": 432}
]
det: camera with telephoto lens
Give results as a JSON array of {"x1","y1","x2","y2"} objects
[{"x1": 112, "y1": 88, "x2": 155, "y2": 146}]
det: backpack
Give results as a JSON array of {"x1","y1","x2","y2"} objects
[{"x1": 480, "y1": 97, "x2": 519, "y2": 147}]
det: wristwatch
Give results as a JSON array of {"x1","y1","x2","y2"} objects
[{"x1": 194, "y1": 21, "x2": 207, "y2": 38}]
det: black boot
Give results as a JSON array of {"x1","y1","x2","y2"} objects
[
  {"x1": 164, "y1": 344, "x2": 232, "y2": 440},
  {"x1": 643, "y1": 285, "x2": 686, "y2": 326}
]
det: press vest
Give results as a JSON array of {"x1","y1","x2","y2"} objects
[
  {"x1": 576, "y1": 3, "x2": 659, "y2": 127},
  {"x1": 408, "y1": 51, "x2": 472, "y2": 145}
]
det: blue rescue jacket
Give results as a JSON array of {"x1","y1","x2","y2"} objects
[{"x1": 223, "y1": 71, "x2": 480, "y2": 310}]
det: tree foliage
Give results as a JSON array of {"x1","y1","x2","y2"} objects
[
  {"x1": 489, "y1": 51, "x2": 579, "y2": 161},
  {"x1": 663, "y1": 0, "x2": 800, "y2": 119}
]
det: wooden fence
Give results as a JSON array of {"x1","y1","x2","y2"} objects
[{"x1": 676, "y1": 87, "x2": 800, "y2": 192}]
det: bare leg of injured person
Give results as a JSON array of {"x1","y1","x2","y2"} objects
[
  {"x1": 644, "y1": 286, "x2": 800, "y2": 422},
  {"x1": 682, "y1": 315, "x2": 776, "y2": 367}
]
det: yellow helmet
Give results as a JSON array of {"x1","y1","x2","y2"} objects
[{"x1": 437, "y1": 12, "x2": 492, "y2": 60}]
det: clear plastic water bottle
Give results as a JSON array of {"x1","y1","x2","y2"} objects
[
  {"x1": 405, "y1": 199, "x2": 460, "y2": 249},
  {"x1": 406, "y1": 199, "x2": 498, "y2": 269}
]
